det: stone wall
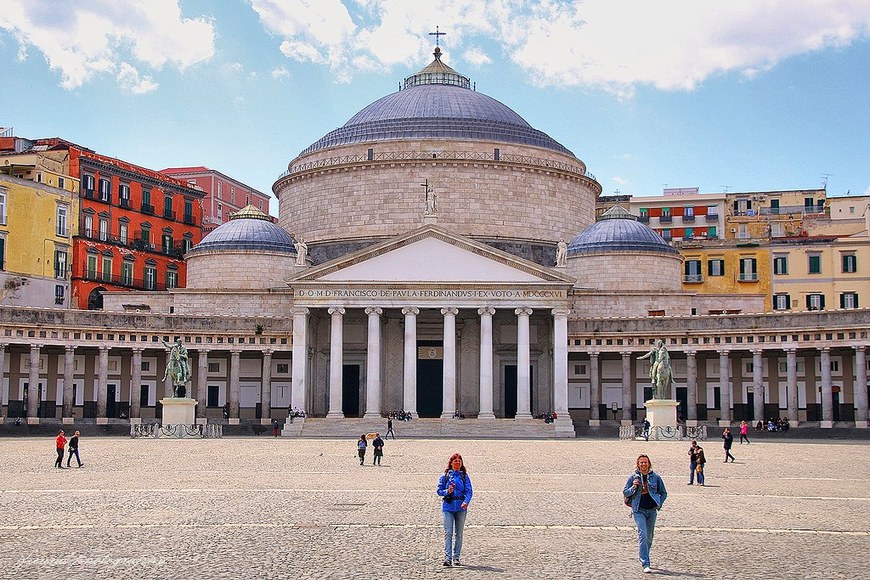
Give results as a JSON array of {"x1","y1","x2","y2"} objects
[
  {"x1": 568, "y1": 251, "x2": 683, "y2": 292},
  {"x1": 186, "y1": 250, "x2": 296, "y2": 290}
]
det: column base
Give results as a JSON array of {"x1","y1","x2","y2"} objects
[
  {"x1": 27, "y1": 417, "x2": 39, "y2": 425},
  {"x1": 228, "y1": 418, "x2": 240, "y2": 425},
  {"x1": 514, "y1": 412, "x2": 533, "y2": 420},
  {"x1": 129, "y1": 417, "x2": 142, "y2": 425},
  {"x1": 260, "y1": 418, "x2": 272, "y2": 426},
  {"x1": 820, "y1": 420, "x2": 834, "y2": 429},
  {"x1": 554, "y1": 416, "x2": 575, "y2": 437},
  {"x1": 855, "y1": 420, "x2": 868, "y2": 428},
  {"x1": 440, "y1": 412, "x2": 455, "y2": 419},
  {"x1": 325, "y1": 412, "x2": 345, "y2": 419},
  {"x1": 96, "y1": 417, "x2": 109, "y2": 425},
  {"x1": 718, "y1": 420, "x2": 731, "y2": 427},
  {"x1": 477, "y1": 412, "x2": 496, "y2": 420},
  {"x1": 588, "y1": 419, "x2": 601, "y2": 427},
  {"x1": 363, "y1": 412, "x2": 382, "y2": 419},
  {"x1": 686, "y1": 420, "x2": 699, "y2": 427},
  {"x1": 62, "y1": 417, "x2": 75, "y2": 425}
]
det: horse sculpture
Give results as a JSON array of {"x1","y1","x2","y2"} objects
[
  {"x1": 162, "y1": 339, "x2": 192, "y2": 397},
  {"x1": 639, "y1": 339, "x2": 675, "y2": 399}
]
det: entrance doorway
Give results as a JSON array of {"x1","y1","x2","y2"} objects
[
  {"x1": 417, "y1": 341, "x2": 443, "y2": 418},
  {"x1": 676, "y1": 387, "x2": 687, "y2": 421},
  {"x1": 107, "y1": 384, "x2": 117, "y2": 418},
  {"x1": 504, "y1": 365, "x2": 533, "y2": 419},
  {"x1": 342, "y1": 364, "x2": 360, "y2": 417},
  {"x1": 832, "y1": 389, "x2": 841, "y2": 421}
]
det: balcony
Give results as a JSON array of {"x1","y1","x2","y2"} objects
[
  {"x1": 141, "y1": 203, "x2": 155, "y2": 215},
  {"x1": 659, "y1": 215, "x2": 672, "y2": 223},
  {"x1": 120, "y1": 198, "x2": 131, "y2": 209},
  {"x1": 163, "y1": 209, "x2": 176, "y2": 221},
  {"x1": 681, "y1": 214, "x2": 695, "y2": 223},
  {"x1": 637, "y1": 215, "x2": 649, "y2": 223},
  {"x1": 683, "y1": 274, "x2": 703, "y2": 283},
  {"x1": 183, "y1": 214, "x2": 195, "y2": 225},
  {"x1": 738, "y1": 273, "x2": 758, "y2": 282},
  {"x1": 83, "y1": 190, "x2": 94, "y2": 199},
  {"x1": 161, "y1": 243, "x2": 186, "y2": 259},
  {"x1": 76, "y1": 268, "x2": 167, "y2": 291}
]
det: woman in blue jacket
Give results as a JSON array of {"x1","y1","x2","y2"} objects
[
  {"x1": 437, "y1": 453, "x2": 473, "y2": 567},
  {"x1": 623, "y1": 454, "x2": 667, "y2": 573}
]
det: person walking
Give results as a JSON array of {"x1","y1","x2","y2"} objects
[
  {"x1": 372, "y1": 433, "x2": 384, "y2": 466},
  {"x1": 357, "y1": 434, "x2": 368, "y2": 466},
  {"x1": 642, "y1": 418, "x2": 650, "y2": 441},
  {"x1": 687, "y1": 440, "x2": 699, "y2": 485},
  {"x1": 722, "y1": 427, "x2": 736, "y2": 462},
  {"x1": 54, "y1": 430, "x2": 67, "y2": 469},
  {"x1": 386, "y1": 417, "x2": 396, "y2": 439},
  {"x1": 694, "y1": 445, "x2": 706, "y2": 486},
  {"x1": 623, "y1": 454, "x2": 667, "y2": 574},
  {"x1": 739, "y1": 420, "x2": 750, "y2": 444},
  {"x1": 437, "y1": 453, "x2": 473, "y2": 567},
  {"x1": 66, "y1": 430, "x2": 83, "y2": 468},
  {"x1": 272, "y1": 418, "x2": 280, "y2": 437}
]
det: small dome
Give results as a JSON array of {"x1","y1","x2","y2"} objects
[
  {"x1": 567, "y1": 206, "x2": 680, "y2": 256},
  {"x1": 188, "y1": 205, "x2": 296, "y2": 254}
]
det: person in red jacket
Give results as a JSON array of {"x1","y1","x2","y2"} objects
[{"x1": 54, "y1": 430, "x2": 67, "y2": 469}]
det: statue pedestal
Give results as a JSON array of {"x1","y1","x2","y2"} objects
[
  {"x1": 645, "y1": 399, "x2": 678, "y2": 439},
  {"x1": 160, "y1": 398, "x2": 196, "y2": 425}
]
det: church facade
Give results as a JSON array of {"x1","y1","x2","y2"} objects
[{"x1": 1, "y1": 49, "x2": 867, "y2": 434}]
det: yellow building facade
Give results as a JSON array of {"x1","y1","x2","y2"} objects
[{"x1": 679, "y1": 242, "x2": 771, "y2": 311}]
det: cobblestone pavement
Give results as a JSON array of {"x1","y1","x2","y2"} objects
[{"x1": 0, "y1": 437, "x2": 867, "y2": 579}]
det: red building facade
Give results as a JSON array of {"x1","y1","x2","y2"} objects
[{"x1": 59, "y1": 145, "x2": 205, "y2": 309}]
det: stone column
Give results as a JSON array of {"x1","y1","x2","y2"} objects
[
  {"x1": 477, "y1": 306, "x2": 496, "y2": 419},
  {"x1": 260, "y1": 349, "x2": 273, "y2": 425},
  {"x1": 786, "y1": 348, "x2": 799, "y2": 424},
  {"x1": 441, "y1": 307, "x2": 458, "y2": 419},
  {"x1": 196, "y1": 349, "x2": 208, "y2": 421},
  {"x1": 401, "y1": 307, "x2": 419, "y2": 418},
  {"x1": 685, "y1": 350, "x2": 698, "y2": 425},
  {"x1": 326, "y1": 307, "x2": 346, "y2": 418},
  {"x1": 27, "y1": 344, "x2": 41, "y2": 423},
  {"x1": 291, "y1": 307, "x2": 309, "y2": 413},
  {"x1": 855, "y1": 346, "x2": 868, "y2": 428},
  {"x1": 0, "y1": 345, "x2": 4, "y2": 424},
  {"x1": 129, "y1": 348, "x2": 143, "y2": 423},
  {"x1": 62, "y1": 345, "x2": 75, "y2": 424},
  {"x1": 718, "y1": 350, "x2": 731, "y2": 426},
  {"x1": 552, "y1": 307, "x2": 572, "y2": 435},
  {"x1": 752, "y1": 349, "x2": 764, "y2": 424},
  {"x1": 820, "y1": 347, "x2": 833, "y2": 428},
  {"x1": 228, "y1": 349, "x2": 241, "y2": 424},
  {"x1": 96, "y1": 346, "x2": 109, "y2": 425},
  {"x1": 515, "y1": 307, "x2": 533, "y2": 419},
  {"x1": 589, "y1": 351, "x2": 601, "y2": 425},
  {"x1": 620, "y1": 351, "x2": 632, "y2": 425},
  {"x1": 364, "y1": 307, "x2": 383, "y2": 419}
]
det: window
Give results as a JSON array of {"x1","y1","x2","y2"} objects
[
  {"x1": 142, "y1": 189, "x2": 151, "y2": 205},
  {"x1": 276, "y1": 363, "x2": 289, "y2": 374},
  {"x1": 208, "y1": 362, "x2": 220, "y2": 373},
  {"x1": 101, "y1": 256, "x2": 113, "y2": 282},
  {"x1": 84, "y1": 215, "x2": 93, "y2": 238},
  {"x1": 773, "y1": 255, "x2": 788, "y2": 275},
  {"x1": 684, "y1": 259, "x2": 702, "y2": 282},
  {"x1": 141, "y1": 361, "x2": 151, "y2": 371},
  {"x1": 707, "y1": 226, "x2": 717, "y2": 238},
  {"x1": 119, "y1": 223, "x2": 128, "y2": 245},
  {"x1": 842, "y1": 254, "x2": 857, "y2": 273},
  {"x1": 661, "y1": 207, "x2": 671, "y2": 217},
  {"x1": 86, "y1": 254, "x2": 98, "y2": 279},
  {"x1": 54, "y1": 285, "x2": 65, "y2": 305},
  {"x1": 144, "y1": 266, "x2": 157, "y2": 290},
  {"x1": 684, "y1": 227, "x2": 694, "y2": 239},
  {"x1": 58, "y1": 176, "x2": 65, "y2": 189},
  {"x1": 98, "y1": 218, "x2": 108, "y2": 241},
  {"x1": 684, "y1": 207, "x2": 694, "y2": 218},
  {"x1": 840, "y1": 292, "x2": 859, "y2": 309},
  {"x1": 165, "y1": 270, "x2": 178, "y2": 289},
  {"x1": 739, "y1": 257, "x2": 757, "y2": 281},
  {"x1": 82, "y1": 174, "x2": 95, "y2": 194},
  {"x1": 706, "y1": 205, "x2": 718, "y2": 217},
  {"x1": 660, "y1": 229, "x2": 672, "y2": 241},
  {"x1": 572, "y1": 364, "x2": 587, "y2": 376},
  {"x1": 0, "y1": 188, "x2": 6, "y2": 224},
  {"x1": 184, "y1": 200, "x2": 193, "y2": 223},
  {"x1": 182, "y1": 236, "x2": 193, "y2": 254},
  {"x1": 737, "y1": 223, "x2": 749, "y2": 240},
  {"x1": 806, "y1": 293, "x2": 825, "y2": 311},
  {"x1": 773, "y1": 294, "x2": 790, "y2": 311},
  {"x1": 56, "y1": 205, "x2": 69, "y2": 237},
  {"x1": 163, "y1": 195, "x2": 173, "y2": 219},
  {"x1": 162, "y1": 233, "x2": 173, "y2": 254},
  {"x1": 121, "y1": 260, "x2": 134, "y2": 286},
  {"x1": 0, "y1": 237, "x2": 6, "y2": 270},
  {"x1": 98, "y1": 178, "x2": 111, "y2": 203},
  {"x1": 770, "y1": 223, "x2": 784, "y2": 238},
  {"x1": 708, "y1": 258, "x2": 725, "y2": 277},
  {"x1": 808, "y1": 254, "x2": 821, "y2": 274},
  {"x1": 119, "y1": 184, "x2": 130, "y2": 207},
  {"x1": 54, "y1": 250, "x2": 68, "y2": 279}
]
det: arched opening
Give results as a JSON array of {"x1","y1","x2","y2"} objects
[{"x1": 87, "y1": 287, "x2": 105, "y2": 310}]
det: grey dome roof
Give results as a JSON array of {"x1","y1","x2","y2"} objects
[
  {"x1": 299, "y1": 51, "x2": 572, "y2": 156},
  {"x1": 568, "y1": 206, "x2": 680, "y2": 256},
  {"x1": 188, "y1": 206, "x2": 297, "y2": 255}
]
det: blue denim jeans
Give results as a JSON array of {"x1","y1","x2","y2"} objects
[
  {"x1": 696, "y1": 465, "x2": 705, "y2": 485},
  {"x1": 689, "y1": 460, "x2": 697, "y2": 484},
  {"x1": 443, "y1": 510, "x2": 467, "y2": 560},
  {"x1": 633, "y1": 507, "x2": 658, "y2": 568}
]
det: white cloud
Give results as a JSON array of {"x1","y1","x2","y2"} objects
[
  {"x1": 612, "y1": 176, "x2": 627, "y2": 186},
  {"x1": 271, "y1": 66, "x2": 290, "y2": 79},
  {"x1": 248, "y1": 0, "x2": 870, "y2": 93},
  {"x1": 0, "y1": 0, "x2": 214, "y2": 91}
]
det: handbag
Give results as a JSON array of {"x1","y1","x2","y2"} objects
[{"x1": 696, "y1": 464, "x2": 703, "y2": 473}]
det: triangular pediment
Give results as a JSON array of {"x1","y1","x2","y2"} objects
[{"x1": 289, "y1": 225, "x2": 573, "y2": 284}]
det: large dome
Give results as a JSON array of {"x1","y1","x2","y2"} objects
[
  {"x1": 567, "y1": 206, "x2": 680, "y2": 256},
  {"x1": 299, "y1": 48, "x2": 572, "y2": 156},
  {"x1": 188, "y1": 205, "x2": 296, "y2": 255}
]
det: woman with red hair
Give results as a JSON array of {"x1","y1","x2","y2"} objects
[{"x1": 437, "y1": 453, "x2": 473, "y2": 567}]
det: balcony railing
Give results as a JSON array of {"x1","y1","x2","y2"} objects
[
  {"x1": 659, "y1": 215, "x2": 673, "y2": 223},
  {"x1": 738, "y1": 273, "x2": 758, "y2": 282},
  {"x1": 83, "y1": 190, "x2": 94, "y2": 199},
  {"x1": 638, "y1": 215, "x2": 649, "y2": 223},
  {"x1": 183, "y1": 214, "x2": 195, "y2": 225},
  {"x1": 141, "y1": 203, "x2": 155, "y2": 215},
  {"x1": 683, "y1": 274, "x2": 703, "y2": 283},
  {"x1": 163, "y1": 209, "x2": 176, "y2": 221},
  {"x1": 681, "y1": 215, "x2": 695, "y2": 222},
  {"x1": 76, "y1": 268, "x2": 167, "y2": 291},
  {"x1": 119, "y1": 198, "x2": 131, "y2": 209}
]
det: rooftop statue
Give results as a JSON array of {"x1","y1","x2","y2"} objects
[{"x1": 555, "y1": 238, "x2": 568, "y2": 267}]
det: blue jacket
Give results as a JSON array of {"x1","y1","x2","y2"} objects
[
  {"x1": 438, "y1": 470, "x2": 473, "y2": 512},
  {"x1": 623, "y1": 470, "x2": 667, "y2": 512}
]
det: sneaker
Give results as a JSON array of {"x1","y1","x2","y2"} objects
[
  {"x1": 443, "y1": 560, "x2": 452, "y2": 567},
  {"x1": 453, "y1": 560, "x2": 462, "y2": 566},
  {"x1": 687, "y1": 482, "x2": 693, "y2": 485},
  {"x1": 643, "y1": 566, "x2": 652, "y2": 573}
]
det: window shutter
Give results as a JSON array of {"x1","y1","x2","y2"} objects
[
  {"x1": 840, "y1": 294, "x2": 846, "y2": 309},
  {"x1": 739, "y1": 259, "x2": 746, "y2": 275},
  {"x1": 685, "y1": 261, "x2": 690, "y2": 275},
  {"x1": 707, "y1": 260, "x2": 713, "y2": 276},
  {"x1": 806, "y1": 295, "x2": 812, "y2": 309},
  {"x1": 820, "y1": 295, "x2": 825, "y2": 309},
  {"x1": 733, "y1": 201, "x2": 739, "y2": 213},
  {"x1": 751, "y1": 258, "x2": 757, "y2": 273}
]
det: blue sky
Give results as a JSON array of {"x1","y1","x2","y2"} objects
[{"x1": 1, "y1": 0, "x2": 869, "y2": 216}]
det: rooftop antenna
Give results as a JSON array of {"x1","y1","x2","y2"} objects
[
  {"x1": 820, "y1": 173, "x2": 831, "y2": 189},
  {"x1": 722, "y1": 185, "x2": 731, "y2": 193}
]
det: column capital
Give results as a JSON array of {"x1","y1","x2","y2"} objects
[
  {"x1": 551, "y1": 307, "x2": 570, "y2": 317},
  {"x1": 440, "y1": 306, "x2": 459, "y2": 316},
  {"x1": 131, "y1": 346, "x2": 145, "y2": 354},
  {"x1": 230, "y1": 348, "x2": 242, "y2": 356},
  {"x1": 292, "y1": 306, "x2": 310, "y2": 316},
  {"x1": 685, "y1": 348, "x2": 697, "y2": 357},
  {"x1": 402, "y1": 306, "x2": 420, "y2": 316},
  {"x1": 853, "y1": 345, "x2": 866, "y2": 353},
  {"x1": 820, "y1": 346, "x2": 831, "y2": 353},
  {"x1": 30, "y1": 343, "x2": 43, "y2": 351},
  {"x1": 98, "y1": 345, "x2": 109, "y2": 353},
  {"x1": 262, "y1": 348, "x2": 274, "y2": 357},
  {"x1": 65, "y1": 344, "x2": 76, "y2": 353},
  {"x1": 365, "y1": 306, "x2": 383, "y2": 316},
  {"x1": 717, "y1": 349, "x2": 731, "y2": 356},
  {"x1": 620, "y1": 350, "x2": 632, "y2": 358},
  {"x1": 328, "y1": 306, "x2": 346, "y2": 316},
  {"x1": 589, "y1": 351, "x2": 600, "y2": 359},
  {"x1": 514, "y1": 307, "x2": 533, "y2": 317},
  {"x1": 784, "y1": 346, "x2": 798, "y2": 354},
  {"x1": 477, "y1": 306, "x2": 495, "y2": 317},
  {"x1": 751, "y1": 348, "x2": 763, "y2": 356}
]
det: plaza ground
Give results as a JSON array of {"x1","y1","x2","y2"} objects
[{"x1": 0, "y1": 437, "x2": 867, "y2": 579}]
